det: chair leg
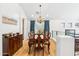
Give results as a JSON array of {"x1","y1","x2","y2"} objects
[
  {"x1": 48, "y1": 43, "x2": 50, "y2": 54},
  {"x1": 34, "y1": 45, "x2": 36, "y2": 56},
  {"x1": 42, "y1": 43, "x2": 44, "y2": 56},
  {"x1": 28, "y1": 45, "x2": 31, "y2": 54},
  {"x1": 42, "y1": 45, "x2": 44, "y2": 56}
]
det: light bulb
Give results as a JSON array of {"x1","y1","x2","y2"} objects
[{"x1": 31, "y1": 15, "x2": 34, "y2": 18}]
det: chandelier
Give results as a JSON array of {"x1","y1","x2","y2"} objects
[
  {"x1": 37, "y1": 16, "x2": 44, "y2": 23},
  {"x1": 37, "y1": 5, "x2": 44, "y2": 23}
]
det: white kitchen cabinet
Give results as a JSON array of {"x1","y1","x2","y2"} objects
[{"x1": 56, "y1": 35, "x2": 75, "y2": 56}]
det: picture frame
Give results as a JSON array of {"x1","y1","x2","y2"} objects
[
  {"x1": 67, "y1": 22, "x2": 72, "y2": 28},
  {"x1": 61, "y1": 22, "x2": 65, "y2": 28},
  {"x1": 2, "y1": 16, "x2": 17, "y2": 25},
  {"x1": 75, "y1": 23, "x2": 79, "y2": 28}
]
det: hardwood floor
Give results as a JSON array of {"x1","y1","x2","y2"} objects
[{"x1": 13, "y1": 38, "x2": 56, "y2": 56}]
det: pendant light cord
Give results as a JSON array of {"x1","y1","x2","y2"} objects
[{"x1": 39, "y1": 4, "x2": 42, "y2": 16}]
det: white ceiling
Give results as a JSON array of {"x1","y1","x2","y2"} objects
[{"x1": 19, "y1": 3, "x2": 79, "y2": 20}]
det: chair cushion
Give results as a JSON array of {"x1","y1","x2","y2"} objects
[{"x1": 40, "y1": 35, "x2": 44, "y2": 39}]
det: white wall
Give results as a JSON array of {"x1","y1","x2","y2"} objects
[
  {"x1": 0, "y1": 3, "x2": 27, "y2": 56},
  {"x1": 50, "y1": 19, "x2": 79, "y2": 34}
]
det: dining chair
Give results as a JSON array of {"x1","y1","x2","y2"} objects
[
  {"x1": 40, "y1": 34, "x2": 45, "y2": 56},
  {"x1": 28, "y1": 32, "x2": 36, "y2": 55},
  {"x1": 44, "y1": 31, "x2": 51, "y2": 54}
]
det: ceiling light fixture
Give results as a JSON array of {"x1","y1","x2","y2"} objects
[{"x1": 37, "y1": 4, "x2": 44, "y2": 23}]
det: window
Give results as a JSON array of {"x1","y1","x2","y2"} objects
[
  {"x1": 30, "y1": 20, "x2": 35, "y2": 32},
  {"x1": 44, "y1": 20, "x2": 50, "y2": 32}
]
